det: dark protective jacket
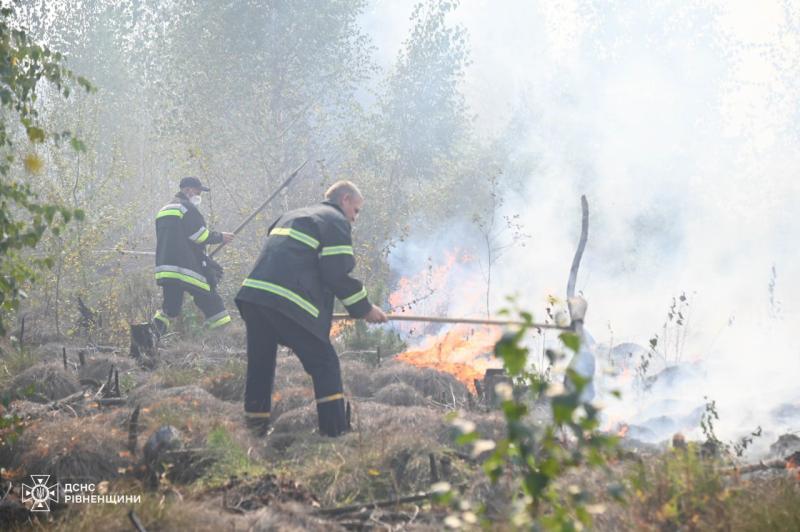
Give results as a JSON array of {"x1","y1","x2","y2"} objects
[
  {"x1": 235, "y1": 201, "x2": 372, "y2": 343},
  {"x1": 154, "y1": 192, "x2": 224, "y2": 294}
]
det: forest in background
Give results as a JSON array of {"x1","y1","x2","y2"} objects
[
  {"x1": 3, "y1": 0, "x2": 523, "y2": 344},
  {"x1": 1, "y1": 1, "x2": 799, "y2": 530}
]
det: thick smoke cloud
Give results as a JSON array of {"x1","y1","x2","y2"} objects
[{"x1": 373, "y1": 1, "x2": 800, "y2": 453}]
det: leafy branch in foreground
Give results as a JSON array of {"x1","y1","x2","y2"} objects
[
  {"x1": 0, "y1": 4, "x2": 93, "y2": 336},
  {"x1": 438, "y1": 309, "x2": 622, "y2": 529}
]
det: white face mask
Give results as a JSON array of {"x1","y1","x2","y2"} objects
[{"x1": 190, "y1": 195, "x2": 202, "y2": 206}]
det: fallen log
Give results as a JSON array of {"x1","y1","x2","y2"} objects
[
  {"x1": 316, "y1": 491, "x2": 435, "y2": 517},
  {"x1": 96, "y1": 397, "x2": 126, "y2": 407},
  {"x1": 48, "y1": 390, "x2": 87, "y2": 410},
  {"x1": 724, "y1": 460, "x2": 787, "y2": 475}
]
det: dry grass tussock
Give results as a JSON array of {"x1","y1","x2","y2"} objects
[
  {"x1": 261, "y1": 400, "x2": 503, "y2": 506},
  {"x1": 77, "y1": 356, "x2": 135, "y2": 385},
  {"x1": 130, "y1": 385, "x2": 248, "y2": 446},
  {"x1": 372, "y1": 361, "x2": 470, "y2": 403},
  {"x1": 374, "y1": 381, "x2": 426, "y2": 406},
  {"x1": 6, "y1": 363, "x2": 80, "y2": 402},
  {"x1": 8, "y1": 412, "x2": 134, "y2": 482}
]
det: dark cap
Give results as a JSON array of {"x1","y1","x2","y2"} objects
[{"x1": 179, "y1": 176, "x2": 210, "y2": 191}]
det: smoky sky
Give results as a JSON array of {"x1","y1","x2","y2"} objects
[{"x1": 377, "y1": 0, "x2": 800, "y2": 450}]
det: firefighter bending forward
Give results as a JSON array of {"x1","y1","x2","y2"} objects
[
  {"x1": 152, "y1": 176, "x2": 235, "y2": 336},
  {"x1": 235, "y1": 181, "x2": 387, "y2": 437}
]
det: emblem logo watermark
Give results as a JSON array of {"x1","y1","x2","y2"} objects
[
  {"x1": 20, "y1": 475, "x2": 141, "y2": 512},
  {"x1": 21, "y1": 475, "x2": 59, "y2": 512}
]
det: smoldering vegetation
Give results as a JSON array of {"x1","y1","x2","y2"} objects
[
  {"x1": 0, "y1": 339, "x2": 508, "y2": 530},
  {"x1": 1, "y1": 0, "x2": 799, "y2": 529}
]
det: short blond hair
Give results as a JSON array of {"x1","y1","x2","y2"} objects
[{"x1": 325, "y1": 180, "x2": 363, "y2": 204}]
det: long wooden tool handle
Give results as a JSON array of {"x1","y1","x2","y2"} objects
[
  {"x1": 332, "y1": 313, "x2": 570, "y2": 330},
  {"x1": 209, "y1": 159, "x2": 308, "y2": 258}
]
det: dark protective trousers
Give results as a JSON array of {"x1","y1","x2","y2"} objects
[
  {"x1": 153, "y1": 284, "x2": 228, "y2": 335},
  {"x1": 239, "y1": 301, "x2": 347, "y2": 437}
]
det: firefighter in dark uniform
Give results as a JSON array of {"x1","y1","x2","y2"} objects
[
  {"x1": 235, "y1": 180, "x2": 387, "y2": 437},
  {"x1": 152, "y1": 176, "x2": 235, "y2": 336}
]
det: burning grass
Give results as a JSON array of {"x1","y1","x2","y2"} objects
[
  {"x1": 394, "y1": 324, "x2": 501, "y2": 394},
  {"x1": 2, "y1": 336, "x2": 798, "y2": 530}
]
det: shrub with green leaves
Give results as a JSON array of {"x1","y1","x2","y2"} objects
[
  {"x1": 441, "y1": 310, "x2": 622, "y2": 529},
  {"x1": 0, "y1": 4, "x2": 93, "y2": 336}
]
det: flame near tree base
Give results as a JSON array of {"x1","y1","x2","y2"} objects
[{"x1": 395, "y1": 324, "x2": 502, "y2": 394}]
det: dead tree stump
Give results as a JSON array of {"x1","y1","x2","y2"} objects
[
  {"x1": 483, "y1": 368, "x2": 513, "y2": 407},
  {"x1": 130, "y1": 324, "x2": 157, "y2": 369}
]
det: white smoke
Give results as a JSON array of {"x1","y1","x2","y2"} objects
[{"x1": 373, "y1": 0, "x2": 800, "y2": 455}]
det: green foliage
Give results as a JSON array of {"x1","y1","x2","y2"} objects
[
  {"x1": 0, "y1": 390, "x2": 25, "y2": 446},
  {"x1": 700, "y1": 396, "x2": 763, "y2": 459},
  {"x1": 200, "y1": 425, "x2": 265, "y2": 487},
  {"x1": 0, "y1": 4, "x2": 93, "y2": 335},
  {"x1": 629, "y1": 445, "x2": 732, "y2": 529},
  {"x1": 445, "y1": 308, "x2": 621, "y2": 529},
  {"x1": 0, "y1": 368, "x2": 37, "y2": 446}
]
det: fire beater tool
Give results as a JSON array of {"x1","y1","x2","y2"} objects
[
  {"x1": 209, "y1": 159, "x2": 308, "y2": 257},
  {"x1": 94, "y1": 160, "x2": 308, "y2": 258},
  {"x1": 332, "y1": 312, "x2": 572, "y2": 330}
]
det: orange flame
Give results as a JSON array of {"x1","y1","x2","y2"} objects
[
  {"x1": 330, "y1": 321, "x2": 351, "y2": 339},
  {"x1": 786, "y1": 454, "x2": 800, "y2": 480},
  {"x1": 396, "y1": 324, "x2": 502, "y2": 393}
]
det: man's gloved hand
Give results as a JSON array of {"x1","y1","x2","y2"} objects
[{"x1": 364, "y1": 305, "x2": 387, "y2": 323}]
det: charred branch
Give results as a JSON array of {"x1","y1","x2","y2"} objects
[{"x1": 129, "y1": 405, "x2": 141, "y2": 455}]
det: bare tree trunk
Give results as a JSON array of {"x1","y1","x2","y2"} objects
[
  {"x1": 54, "y1": 242, "x2": 63, "y2": 338},
  {"x1": 485, "y1": 232, "x2": 492, "y2": 319}
]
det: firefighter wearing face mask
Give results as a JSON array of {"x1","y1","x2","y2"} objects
[{"x1": 152, "y1": 176, "x2": 235, "y2": 336}]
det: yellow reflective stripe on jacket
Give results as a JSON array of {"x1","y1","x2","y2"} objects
[
  {"x1": 156, "y1": 209, "x2": 184, "y2": 219},
  {"x1": 190, "y1": 227, "x2": 210, "y2": 243},
  {"x1": 316, "y1": 392, "x2": 344, "y2": 404},
  {"x1": 270, "y1": 227, "x2": 320, "y2": 249},
  {"x1": 155, "y1": 271, "x2": 210, "y2": 291},
  {"x1": 342, "y1": 287, "x2": 367, "y2": 306},
  {"x1": 241, "y1": 278, "x2": 320, "y2": 318},
  {"x1": 320, "y1": 245, "x2": 354, "y2": 257}
]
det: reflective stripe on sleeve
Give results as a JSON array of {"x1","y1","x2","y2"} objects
[
  {"x1": 341, "y1": 287, "x2": 367, "y2": 306},
  {"x1": 320, "y1": 245, "x2": 354, "y2": 257},
  {"x1": 156, "y1": 203, "x2": 188, "y2": 220},
  {"x1": 189, "y1": 227, "x2": 210, "y2": 243},
  {"x1": 156, "y1": 209, "x2": 184, "y2": 219}
]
